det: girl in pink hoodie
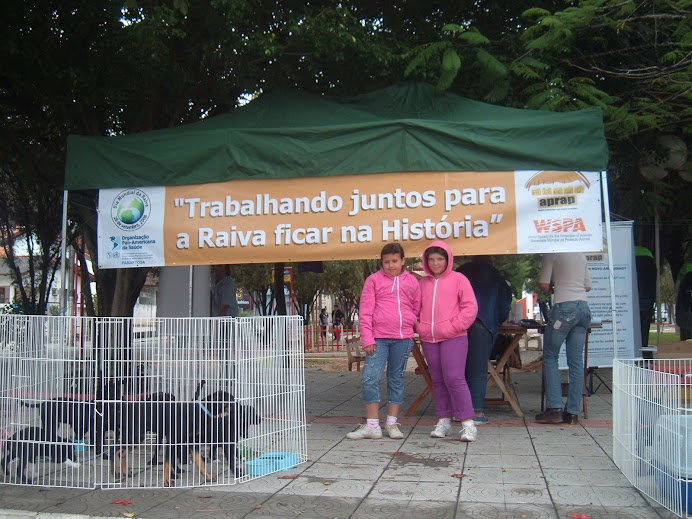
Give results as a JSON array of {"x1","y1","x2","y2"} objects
[
  {"x1": 346, "y1": 243, "x2": 421, "y2": 440},
  {"x1": 418, "y1": 240, "x2": 478, "y2": 441}
]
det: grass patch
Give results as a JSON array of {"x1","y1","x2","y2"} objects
[
  {"x1": 305, "y1": 358, "x2": 330, "y2": 364},
  {"x1": 649, "y1": 331, "x2": 680, "y2": 342}
]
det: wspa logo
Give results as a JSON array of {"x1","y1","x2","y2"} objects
[
  {"x1": 111, "y1": 189, "x2": 151, "y2": 231},
  {"x1": 525, "y1": 171, "x2": 591, "y2": 234}
]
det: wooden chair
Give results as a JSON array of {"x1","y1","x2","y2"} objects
[{"x1": 345, "y1": 337, "x2": 365, "y2": 371}]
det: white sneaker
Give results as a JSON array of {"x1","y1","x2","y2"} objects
[
  {"x1": 385, "y1": 423, "x2": 404, "y2": 439},
  {"x1": 460, "y1": 422, "x2": 477, "y2": 442},
  {"x1": 346, "y1": 424, "x2": 382, "y2": 440},
  {"x1": 430, "y1": 420, "x2": 451, "y2": 438}
]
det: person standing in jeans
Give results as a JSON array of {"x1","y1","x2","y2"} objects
[
  {"x1": 535, "y1": 252, "x2": 592, "y2": 425},
  {"x1": 346, "y1": 243, "x2": 421, "y2": 440}
]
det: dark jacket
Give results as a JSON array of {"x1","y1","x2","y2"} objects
[{"x1": 457, "y1": 260, "x2": 512, "y2": 337}]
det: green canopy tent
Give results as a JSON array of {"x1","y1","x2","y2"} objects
[
  {"x1": 62, "y1": 82, "x2": 617, "y2": 347},
  {"x1": 62, "y1": 80, "x2": 621, "y2": 354},
  {"x1": 65, "y1": 82, "x2": 608, "y2": 190}
]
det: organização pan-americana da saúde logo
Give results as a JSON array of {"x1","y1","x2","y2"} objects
[{"x1": 111, "y1": 189, "x2": 152, "y2": 231}]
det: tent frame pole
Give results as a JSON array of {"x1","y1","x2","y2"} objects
[{"x1": 59, "y1": 190, "x2": 69, "y2": 316}]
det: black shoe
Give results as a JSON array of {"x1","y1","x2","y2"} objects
[
  {"x1": 535, "y1": 408, "x2": 564, "y2": 424},
  {"x1": 563, "y1": 411, "x2": 579, "y2": 425}
]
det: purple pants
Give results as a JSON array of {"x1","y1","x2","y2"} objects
[{"x1": 421, "y1": 335, "x2": 474, "y2": 421}]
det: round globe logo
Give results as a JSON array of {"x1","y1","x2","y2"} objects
[
  {"x1": 117, "y1": 196, "x2": 145, "y2": 224},
  {"x1": 111, "y1": 189, "x2": 151, "y2": 231}
]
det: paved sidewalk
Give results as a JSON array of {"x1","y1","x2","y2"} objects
[{"x1": 0, "y1": 360, "x2": 678, "y2": 519}]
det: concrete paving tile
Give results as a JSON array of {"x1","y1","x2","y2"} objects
[
  {"x1": 455, "y1": 467, "x2": 504, "y2": 484},
  {"x1": 215, "y1": 474, "x2": 295, "y2": 493},
  {"x1": 549, "y1": 485, "x2": 601, "y2": 506},
  {"x1": 455, "y1": 501, "x2": 506, "y2": 518},
  {"x1": 463, "y1": 443, "x2": 504, "y2": 455},
  {"x1": 598, "y1": 506, "x2": 677, "y2": 518},
  {"x1": 502, "y1": 503, "x2": 559, "y2": 518},
  {"x1": 403, "y1": 438, "x2": 470, "y2": 454},
  {"x1": 555, "y1": 504, "x2": 669, "y2": 518},
  {"x1": 317, "y1": 450, "x2": 396, "y2": 466},
  {"x1": 354, "y1": 497, "x2": 455, "y2": 519},
  {"x1": 458, "y1": 482, "x2": 505, "y2": 504},
  {"x1": 142, "y1": 491, "x2": 265, "y2": 518},
  {"x1": 244, "y1": 494, "x2": 360, "y2": 518},
  {"x1": 503, "y1": 483, "x2": 551, "y2": 504},
  {"x1": 380, "y1": 463, "x2": 464, "y2": 483},
  {"x1": 301, "y1": 461, "x2": 385, "y2": 480},
  {"x1": 337, "y1": 438, "x2": 406, "y2": 452},
  {"x1": 585, "y1": 468, "x2": 635, "y2": 486},
  {"x1": 280, "y1": 475, "x2": 373, "y2": 498},
  {"x1": 499, "y1": 455, "x2": 541, "y2": 469},
  {"x1": 500, "y1": 467, "x2": 544, "y2": 485},
  {"x1": 542, "y1": 468, "x2": 590, "y2": 486},
  {"x1": 0, "y1": 487, "x2": 65, "y2": 514},
  {"x1": 370, "y1": 480, "x2": 460, "y2": 502},
  {"x1": 554, "y1": 505, "x2": 607, "y2": 518},
  {"x1": 463, "y1": 454, "x2": 503, "y2": 468},
  {"x1": 536, "y1": 455, "x2": 579, "y2": 469},
  {"x1": 575, "y1": 455, "x2": 618, "y2": 470},
  {"x1": 590, "y1": 485, "x2": 653, "y2": 507}
]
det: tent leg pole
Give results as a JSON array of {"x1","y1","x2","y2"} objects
[
  {"x1": 189, "y1": 265, "x2": 194, "y2": 317},
  {"x1": 60, "y1": 190, "x2": 69, "y2": 316}
]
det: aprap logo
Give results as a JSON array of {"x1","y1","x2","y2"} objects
[
  {"x1": 111, "y1": 189, "x2": 151, "y2": 231},
  {"x1": 525, "y1": 171, "x2": 590, "y2": 209}
]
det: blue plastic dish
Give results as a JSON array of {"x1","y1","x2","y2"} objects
[{"x1": 246, "y1": 451, "x2": 300, "y2": 476}]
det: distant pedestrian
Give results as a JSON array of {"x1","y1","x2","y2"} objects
[
  {"x1": 418, "y1": 240, "x2": 478, "y2": 442},
  {"x1": 319, "y1": 307, "x2": 329, "y2": 340},
  {"x1": 346, "y1": 243, "x2": 421, "y2": 440},
  {"x1": 211, "y1": 264, "x2": 239, "y2": 317}
]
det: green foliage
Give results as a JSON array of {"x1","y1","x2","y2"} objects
[
  {"x1": 232, "y1": 264, "x2": 273, "y2": 315},
  {"x1": 404, "y1": 41, "x2": 451, "y2": 77}
]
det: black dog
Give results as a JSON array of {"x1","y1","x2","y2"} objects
[
  {"x1": 201, "y1": 391, "x2": 262, "y2": 477},
  {"x1": 1, "y1": 426, "x2": 78, "y2": 484},
  {"x1": 22, "y1": 398, "x2": 101, "y2": 455},
  {"x1": 108, "y1": 396, "x2": 217, "y2": 486}
]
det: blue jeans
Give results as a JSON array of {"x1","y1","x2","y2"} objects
[
  {"x1": 543, "y1": 300, "x2": 591, "y2": 415},
  {"x1": 361, "y1": 338, "x2": 413, "y2": 405},
  {"x1": 465, "y1": 320, "x2": 495, "y2": 412}
]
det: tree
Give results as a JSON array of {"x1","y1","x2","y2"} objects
[
  {"x1": 0, "y1": 123, "x2": 66, "y2": 315},
  {"x1": 517, "y1": 1, "x2": 692, "y2": 279},
  {"x1": 290, "y1": 268, "x2": 323, "y2": 324},
  {"x1": 404, "y1": 0, "x2": 692, "y2": 280},
  {"x1": 232, "y1": 263, "x2": 273, "y2": 316},
  {"x1": 0, "y1": 0, "x2": 411, "y2": 316},
  {"x1": 323, "y1": 260, "x2": 373, "y2": 325}
]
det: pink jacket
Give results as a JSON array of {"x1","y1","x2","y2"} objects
[
  {"x1": 359, "y1": 269, "x2": 421, "y2": 347},
  {"x1": 417, "y1": 240, "x2": 478, "y2": 343}
]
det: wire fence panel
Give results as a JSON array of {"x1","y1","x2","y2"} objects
[
  {"x1": 0, "y1": 315, "x2": 306, "y2": 490},
  {"x1": 614, "y1": 358, "x2": 692, "y2": 518},
  {"x1": 0, "y1": 316, "x2": 98, "y2": 488}
]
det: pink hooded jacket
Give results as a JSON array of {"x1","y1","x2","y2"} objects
[
  {"x1": 359, "y1": 269, "x2": 421, "y2": 347},
  {"x1": 417, "y1": 240, "x2": 478, "y2": 343}
]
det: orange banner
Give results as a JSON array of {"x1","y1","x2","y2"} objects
[{"x1": 163, "y1": 171, "x2": 518, "y2": 264}]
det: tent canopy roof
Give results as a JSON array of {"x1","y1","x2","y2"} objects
[{"x1": 65, "y1": 82, "x2": 609, "y2": 190}]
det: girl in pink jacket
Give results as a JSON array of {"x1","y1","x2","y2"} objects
[
  {"x1": 346, "y1": 243, "x2": 421, "y2": 440},
  {"x1": 419, "y1": 240, "x2": 478, "y2": 441}
]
